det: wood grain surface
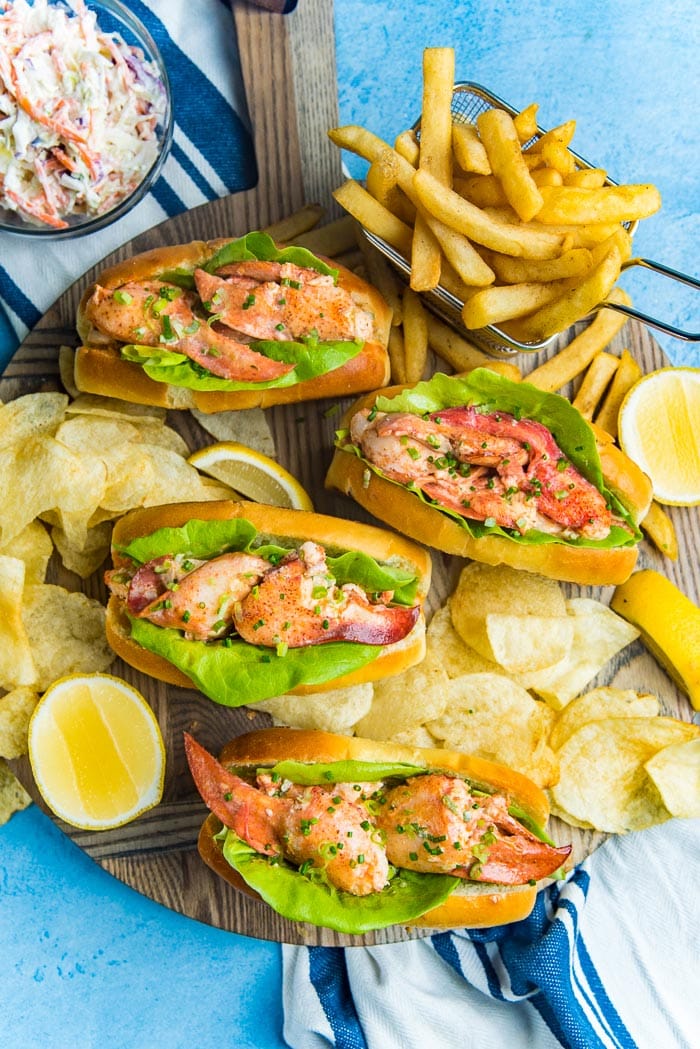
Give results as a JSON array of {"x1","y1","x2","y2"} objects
[{"x1": 4, "y1": 0, "x2": 698, "y2": 946}]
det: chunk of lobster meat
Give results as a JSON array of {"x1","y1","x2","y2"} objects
[
  {"x1": 233, "y1": 541, "x2": 419, "y2": 648},
  {"x1": 184, "y1": 735, "x2": 390, "y2": 895},
  {"x1": 194, "y1": 265, "x2": 373, "y2": 343},
  {"x1": 376, "y1": 773, "x2": 570, "y2": 885},
  {"x1": 84, "y1": 281, "x2": 294, "y2": 382},
  {"x1": 130, "y1": 552, "x2": 268, "y2": 640}
]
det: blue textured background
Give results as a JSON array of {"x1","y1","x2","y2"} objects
[{"x1": 2, "y1": 3, "x2": 698, "y2": 1047}]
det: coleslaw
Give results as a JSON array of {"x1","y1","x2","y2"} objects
[{"x1": 0, "y1": 0, "x2": 168, "y2": 229}]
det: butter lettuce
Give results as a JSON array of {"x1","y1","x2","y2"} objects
[
  {"x1": 119, "y1": 517, "x2": 420, "y2": 706},
  {"x1": 122, "y1": 232, "x2": 358, "y2": 390},
  {"x1": 338, "y1": 369, "x2": 640, "y2": 550},
  {"x1": 220, "y1": 828, "x2": 458, "y2": 933}
]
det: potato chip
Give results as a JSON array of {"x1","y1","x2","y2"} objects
[
  {"x1": 425, "y1": 606, "x2": 502, "y2": 677},
  {"x1": 551, "y1": 717, "x2": 699, "y2": 832},
  {"x1": 0, "y1": 759, "x2": 31, "y2": 825},
  {"x1": 22, "y1": 584, "x2": 113, "y2": 690},
  {"x1": 427, "y1": 672, "x2": 558, "y2": 787},
  {"x1": 191, "y1": 408, "x2": 276, "y2": 458},
  {"x1": 644, "y1": 739, "x2": 700, "y2": 819},
  {"x1": 354, "y1": 661, "x2": 450, "y2": 741},
  {"x1": 254, "y1": 683, "x2": 374, "y2": 735},
  {"x1": 0, "y1": 392, "x2": 68, "y2": 449},
  {"x1": 65, "y1": 393, "x2": 167, "y2": 424},
  {"x1": 51, "y1": 520, "x2": 112, "y2": 579},
  {"x1": 517, "y1": 598, "x2": 640, "y2": 708},
  {"x1": 1, "y1": 435, "x2": 106, "y2": 549},
  {"x1": 389, "y1": 725, "x2": 441, "y2": 748},
  {"x1": 132, "y1": 423, "x2": 190, "y2": 456},
  {"x1": 141, "y1": 447, "x2": 234, "y2": 506},
  {"x1": 0, "y1": 556, "x2": 36, "y2": 689},
  {"x1": 549, "y1": 687, "x2": 661, "y2": 752},
  {"x1": 99, "y1": 444, "x2": 158, "y2": 512},
  {"x1": 0, "y1": 519, "x2": 52, "y2": 585},
  {"x1": 450, "y1": 563, "x2": 571, "y2": 672},
  {"x1": 0, "y1": 685, "x2": 39, "y2": 758}
]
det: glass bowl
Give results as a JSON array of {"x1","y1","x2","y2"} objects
[{"x1": 0, "y1": 0, "x2": 173, "y2": 239}]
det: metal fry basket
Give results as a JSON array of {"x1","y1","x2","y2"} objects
[{"x1": 362, "y1": 82, "x2": 700, "y2": 356}]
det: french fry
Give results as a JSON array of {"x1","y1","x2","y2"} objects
[
  {"x1": 412, "y1": 47, "x2": 454, "y2": 290},
  {"x1": 540, "y1": 140, "x2": 576, "y2": 177},
  {"x1": 498, "y1": 216, "x2": 622, "y2": 248},
  {"x1": 531, "y1": 168, "x2": 564, "y2": 188},
  {"x1": 641, "y1": 501, "x2": 679, "y2": 560},
  {"x1": 565, "y1": 168, "x2": 607, "y2": 188},
  {"x1": 525, "y1": 119, "x2": 576, "y2": 153},
  {"x1": 462, "y1": 281, "x2": 566, "y2": 330},
  {"x1": 594, "y1": 348, "x2": 642, "y2": 437},
  {"x1": 485, "y1": 246, "x2": 593, "y2": 285},
  {"x1": 476, "y1": 108, "x2": 544, "y2": 222},
  {"x1": 525, "y1": 287, "x2": 632, "y2": 392},
  {"x1": 507, "y1": 240, "x2": 624, "y2": 341},
  {"x1": 421, "y1": 211, "x2": 495, "y2": 287},
  {"x1": 413, "y1": 169, "x2": 567, "y2": 259},
  {"x1": 263, "y1": 204, "x2": 324, "y2": 243},
  {"x1": 293, "y1": 214, "x2": 358, "y2": 257},
  {"x1": 332, "y1": 180, "x2": 413, "y2": 256},
  {"x1": 426, "y1": 313, "x2": 521, "y2": 380},
  {"x1": 571, "y1": 352, "x2": 620, "y2": 419},
  {"x1": 358, "y1": 239, "x2": 405, "y2": 326},
  {"x1": 454, "y1": 174, "x2": 507, "y2": 208},
  {"x1": 410, "y1": 212, "x2": 442, "y2": 290},
  {"x1": 513, "y1": 102, "x2": 539, "y2": 143},
  {"x1": 366, "y1": 154, "x2": 416, "y2": 225},
  {"x1": 388, "y1": 325, "x2": 406, "y2": 384},
  {"x1": 535, "y1": 183, "x2": 662, "y2": 224},
  {"x1": 401, "y1": 287, "x2": 430, "y2": 383},
  {"x1": 452, "y1": 121, "x2": 491, "y2": 175},
  {"x1": 394, "y1": 128, "x2": 420, "y2": 166},
  {"x1": 328, "y1": 125, "x2": 388, "y2": 165}
]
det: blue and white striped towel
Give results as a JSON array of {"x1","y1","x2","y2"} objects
[
  {"x1": 0, "y1": 0, "x2": 256, "y2": 360},
  {"x1": 282, "y1": 818, "x2": 700, "y2": 1049},
  {"x1": 1, "y1": 5, "x2": 698, "y2": 1048}
]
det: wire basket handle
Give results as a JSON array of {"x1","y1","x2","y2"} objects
[{"x1": 598, "y1": 258, "x2": 700, "y2": 341}]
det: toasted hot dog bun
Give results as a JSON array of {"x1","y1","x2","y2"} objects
[
  {"x1": 325, "y1": 384, "x2": 653, "y2": 586},
  {"x1": 196, "y1": 728, "x2": 555, "y2": 929},
  {"x1": 106, "y1": 500, "x2": 431, "y2": 694},
  {"x1": 74, "y1": 239, "x2": 391, "y2": 412}
]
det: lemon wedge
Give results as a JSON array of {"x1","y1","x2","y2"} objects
[
  {"x1": 28, "y1": 674, "x2": 165, "y2": 830},
  {"x1": 617, "y1": 367, "x2": 700, "y2": 506},
  {"x1": 611, "y1": 570, "x2": 700, "y2": 711},
  {"x1": 188, "y1": 442, "x2": 314, "y2": 511}
]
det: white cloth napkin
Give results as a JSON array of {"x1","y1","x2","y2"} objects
[{"x1": 282, "y1": 818, "x2": 700, "y2": 1049}]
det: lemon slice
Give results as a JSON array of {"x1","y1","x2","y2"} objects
[
  {"x1": 618, "y1": 367, "x2": 700, "y2": 506},
  {"x1": 28, "y1": 674, "x2": 165, "y2": 830},
  {"x1": 188, "y1": 442, "x2": 314, "y2": 511}
]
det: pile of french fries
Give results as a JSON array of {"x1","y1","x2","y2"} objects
[{"x1": 327, "y1": 47, "x2": 661, "y2": 347}]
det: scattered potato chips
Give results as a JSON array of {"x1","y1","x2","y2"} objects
[
  {"x1": 354, "y1": 660, "x2": 450, "y2": 741},
  {"x1": 22, "y1": 584, "x2": 113, "y2": 691},
  {"x1": 644, "y1": 739, "x2": 700, "y2": 819},
  {"x1": 0, "y1": 556, "x2": 36, "y2": 689},
  {"x1": 0, "y1": 520, "x2": 53, "y2": 585},
  {"x1": 191, "y1": 407, "x2": 276, "y2": 458},
  {"x1": 551, "y1": 717, "x2": 699, "y2": 832},
  {"x1": 423, "y1": 605, "x2": 502, "y2": 677},
  {"x1": 516, "y1": 598, "x2": 640, "y2": 708},
  {"x1": 0, "y1": 686, "x2": 39, "y2": 758},
  {"x1": 0, "y1": 758, "x2": 31, "y2": 825},
  {"x1": 427, "y1": 672, "x2": 558, "y2": 787},
  {"x1": 548, "y1": 686, "x2": 661, "y2": 752},
  {"x1": 254, "y1": 683, "x2": 374, "y2": 735},
  {"x1": 450, "y1": 563, "x2": 572, "y2": 673}
]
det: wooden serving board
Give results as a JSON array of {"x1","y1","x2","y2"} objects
[{"x1": 4, "y1": 1, "x2": 699, "y2": 947}]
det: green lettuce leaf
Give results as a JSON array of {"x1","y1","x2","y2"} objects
[
  {"x1": 262, "y1": 758, "x2": 426, "y2": 785},
  {"x1": 119, "y1": 518, "x2": 420, "y2": 705},
  {"x1": 202, "y1": 231, "x2": 338, "y2": 280},
  {"x1": 121, "y1": 334, "x2": 362, "y2": 392},
  {"x1": 220, "y1": 828, "x2": 458, "y2": 933},
  {"x1": 338, "y1": 369, "x2": 640, "y2": 550}
]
